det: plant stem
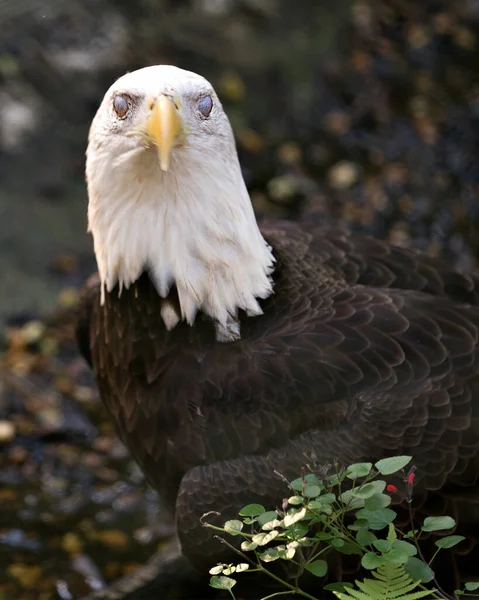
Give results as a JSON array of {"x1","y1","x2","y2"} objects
[
  {"x1": 206, "y1": 523, "x2": 254, "y2": 538},
  {"x1": 308, "y1": 546, "x2": 331, "y2": 563},
  {"x1": 261, "y1": 591, "x2": 300, "y2": 600},
  {"x1": 228, "y1": 589, "x2": 237, "y2": 600},
  {"x1": 428, "y1": 548, "x2": 441, "y2": 567},
  {"x1": 252, "y1": 565, "x2": 320, "y2": 600},
  {"x1": 214, "y1": 536, "x2": 257, "y2": 567},
  {"x1": 406, "y1": 501, "x2": 451, "y2": 600}
]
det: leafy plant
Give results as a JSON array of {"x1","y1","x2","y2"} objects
[
  {"x1": 333, "y1": 563, "x2": 435, "y2": 600},
  {"x1": 202, "y1": 456, "x2": 479, "y2": 600}
]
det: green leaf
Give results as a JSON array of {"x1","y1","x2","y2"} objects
[
  {"x1": 210, "y1": 575, "x2": 236, "y2": 590},
  {"x1": 283, "y1": 507, "x2": 307, "y2": 527},
  {"x1": 364, "y1": 492, "x2": 391, "y2": 510},
  {"x1": 373, "y1": 539, "x2": 391, "y2": 553},
  {"x1": 422, "y1": 516, "x2": 456, "y2": 532},
  {"x1": 262, "y1": 518, "x2": 282, "y2": 531},
  {"x1": 209, "y1": 565, "x2": 224, "y2": 575},
  {"x1": 346, "y1": 462, "x2": 373, "y2": 479},
  {"x1": 356, "y1": 530, "x2": 377, "y2": 546},
  {"x1": 286, "y1": 541, "x2": 299, "y2": 558},
  {"x1": 392, "y1": 540, "x2": 417, "y2": 557},
  {"x1": 403, "y1": 529, "x2": 421, "y2": 539},
  {"x1": 387, "y1": 523, "x2": 397, "y2": 543},
  {"x1": 304, "y1": 485, "x2": 322, "y2": 498},
  {"x1": 288, "y1": 495, "x2": 304, "y2": 505},
  {"x1": 315, "y1": 532, "x2": 333, "y2": 541},
  {"x1": 235, "y1": 563, "x2": 249, "y2": 572},
  {"x1": 327, "y1": 472, "x2": 347, "y2": 486},
  {"x1": 285, "y1": 544, "x2": 298, "y2": 558},
  {"x1": 339, "y1": 489, "x2": 365, "y2": 509},
  {"x1": 252, "y1": 530, "x2": 279, "y2": 546},
  {"x1": 290, "y1": 477, "x2": 304, "y2": 491},
  {"x1": 308, "y1": 500, "x2": 333, "y2": 514},
  {"x1": 351, "y1": 483, "x2": 380, "y2": 499},
  {"x1": 224, "y1": 520, "x2": 243, "y2": 536},
  {"x1": 434, "y1": 535, "x2": 465, "y2": 549},
  {"x1": 383, "y1": 548, "x2": 409, "y2": 565},
  {"x1": 342, "y1": 481, "x2": 386, "y2": 509},
  {"x1": 331, "y1": 538, "x2": 345, "y2": 548},
  {"x1": 336, "y1": 541, "x2": 363, "y2": 556},
  {"x1": 319, "y1": 492, "x2": 336, "y2": 504},
  {"x1": 258, "y1": 547, "x2": 280, "y2": 562},
  {"x1": 257, "y1": 511, "x2": 279, "y2": 528},
  {"x1": 324, "y1": 582, "x2": 354, "y2": 593},
  {"x1": 277, "y1": 543, "x2": 297, "y2": 560},
  {"x1": 356, "y1": 508, "x2": 397, "y2": 530},
  {"x1": 240, "y1": 540, "x2": 258, "y2": 551},
  {"x1": 286, "y1": 522, "x2": 309, "y2": 539},
  {"x1": 375, "y1": 456, "x2": 412, "y2": 475},
  {"x1": 305, "y1": 560, "x2": 328, "y2": 577},
  {"x1": 239, "y1": 504, "x2": 265, "y2": 517},
  {"x1": 348, "y1": 518, "x2": 370, "y2": 531},
  {"x1": 290, "y1": 473, "x2": 322, "y2": 491},
  {"x1": 465, "y1": 583, "x2": 479, "y2": 591},
  {"x1": 293, "y1": 537, "x2": 317, "y2": 547},
  {"x1": 368, "y1": 480, "x2": 387, "y2": 494},
  {"x1": 405, "y1": 557, "x2": 435, "y2": 583},
  {"x1": 304, "y1": 473, "x2": 322, "y2": 485},
  {"x1": 361, "y1": 552, "x2": 384, "y2": 569}
]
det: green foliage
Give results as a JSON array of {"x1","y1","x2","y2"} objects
[
  {"x1": 404, "y1": 557, "x2": 435, "y2": 584},
  {"x1": 374, "y1": 456, "x2": 412, "y2": 476},
  {"x1": 239, "y1": 504, "x2": 265, "y2": 517},
  {"x1": 356, "y1": 508, "x2": 396, "y2": 530},
  {"x1": 202, "y1": 456, "x2": 477, "y2": 600},
  {"x1": 332, "y1": 563, "x2": 437, "y2": 600},
  {"x1": 434, "y1": 536, "x2": 465, "y2": 550},
  {"x1": 305, "y1": 560, "x2": 328, "y2": 577},
  {"x1": 224, "y1": 520, "x2": 243, "y2": 535},
  {"x1": 421, "y1": 517, "x2": 455, "y2": 532}
]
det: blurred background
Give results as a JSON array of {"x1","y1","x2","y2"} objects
[{"x1": 1, "y1": 0, "x2": 479, "y2": 598}]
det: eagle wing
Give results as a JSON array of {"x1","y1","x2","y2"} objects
[
  {"x1": 173, "y1": 222, "x2": 479, "y2": 570},
  {"x1": 177, "y1": 222, "x2": 479, "y2": 476}
]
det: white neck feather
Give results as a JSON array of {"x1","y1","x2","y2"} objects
[{"x1": 86, "y1": 143, "x2": 275, "y2": 340}]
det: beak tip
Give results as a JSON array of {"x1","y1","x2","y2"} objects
[{"x1": 146, "y1": 94, "x2": 182, "y2": 173}]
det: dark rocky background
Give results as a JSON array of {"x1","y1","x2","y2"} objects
[{"x1": 1, "y1": 0, "x2": 479, "y2": 598}]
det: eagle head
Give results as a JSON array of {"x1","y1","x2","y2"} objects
[{"x1": 86, "y1": 65, "x2": 275, "y2": 341}]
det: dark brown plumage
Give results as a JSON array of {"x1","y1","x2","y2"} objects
[{"x1": 77, "y1": 220, "x2": 479, "y2": 588}]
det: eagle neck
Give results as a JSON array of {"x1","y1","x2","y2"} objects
[{"x1": 87, "y1": 148, "x2": 275, "y2": 341}]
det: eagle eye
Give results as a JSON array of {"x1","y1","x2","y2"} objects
[
  {"x1": 113, "y1": 94, "x2": 130, "y2": 118},
  {"x1": 198, "y1": 95, "x2": 213, "y2": 118}
]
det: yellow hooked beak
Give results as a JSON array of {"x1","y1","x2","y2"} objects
[{"x1": 144, "y1": 94, "x2": 183, "y2": 171}]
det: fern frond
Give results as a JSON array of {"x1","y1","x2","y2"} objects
[
  {"x1": 387, "y1": 523, "x2": 397, "y2": 543},
  {"x1": 333, "y1": 563, "x2": 437, "y2": 600}
]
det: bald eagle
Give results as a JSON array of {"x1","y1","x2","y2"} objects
[{"x1": 78, "y1": 65, "x2": 479, "y2": 591}]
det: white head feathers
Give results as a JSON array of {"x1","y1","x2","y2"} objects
[{"x1": 86, "y1": 65, "x2": 275, "y2": 341}]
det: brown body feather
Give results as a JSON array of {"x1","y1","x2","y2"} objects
[{"x1": 77, "y1": 221, "x2": 479, "y2": 586}]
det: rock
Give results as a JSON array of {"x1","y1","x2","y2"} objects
[
  {"x1": 328, "y1": 161, "x2": 359, "y2": 190},
  {"x1": 0, "y1": 420, "x2": 15, "y2": 443}
]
